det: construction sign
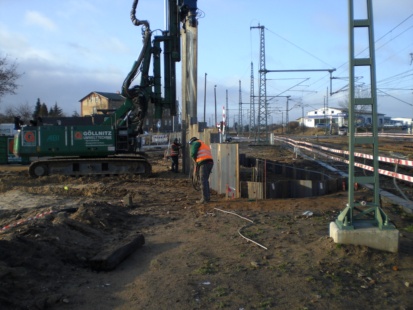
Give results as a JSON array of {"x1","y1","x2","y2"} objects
[{"x1": 22, "y1": 130, "x2": 36, "y2": 147}]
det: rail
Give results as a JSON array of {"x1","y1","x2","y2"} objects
[{"x1": 275, "y1": 137, "x2": 413, "y2": 184}]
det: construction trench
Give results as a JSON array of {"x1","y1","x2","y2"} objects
[
  {"x1": 238, "y1": 156, "x2": 346, "y2": 200},
  {"x1": 206, "y1": 141, "x2": 346, "y2": 201}
]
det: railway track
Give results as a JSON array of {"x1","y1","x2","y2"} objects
[{"x1": 274, "y1": 135, "x2": 413, "y2": 211}]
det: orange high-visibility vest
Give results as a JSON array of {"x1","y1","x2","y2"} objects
[
  {"x1": 170, "y1": 144, "x2": 180, "y2": 156},
  {"x1": 196, "y1": 141, "x2": 213, "y2": 163}
]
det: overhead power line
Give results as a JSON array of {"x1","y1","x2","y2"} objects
[
  {"x1": 375, "y1": 13, "x2": 413, "y2": 44},
  {"x1": 265, "y1": 27, "x2": 334, "y2": 68},
  {"x1": 328, "y1": 13, "x2": 413, "y2": 89}
]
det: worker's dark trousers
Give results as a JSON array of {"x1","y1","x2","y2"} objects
[
  {"x1": 199, "y1": 161, "x2": 214, "y2": 201},
  {"x1": 171, "y1": 156, "x2": 179, "y2": 172}
]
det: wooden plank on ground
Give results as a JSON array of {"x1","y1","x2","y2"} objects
[{"x1": 89, "y1": 233, "x2": 145, "y2": 271}]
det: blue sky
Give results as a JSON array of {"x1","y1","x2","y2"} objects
[{"x1": 0, "y1": 0, "x2": 412, "y2": 126}]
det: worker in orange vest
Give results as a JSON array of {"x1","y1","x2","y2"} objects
[
  {"x1": 189, "y1": 137, "x2": 214, "y2": 204},
  {"x1": 170, "y1": 138, "x2": 181, "y2": 173}
]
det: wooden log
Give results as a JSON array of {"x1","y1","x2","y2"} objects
[{"x1": 89, "y1": 233, "x2": 145, "y2": 271}]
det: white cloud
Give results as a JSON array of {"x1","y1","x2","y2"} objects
[
  {"x1": 0, "y1": 27, "x2": 61, "y2": 65},
  {"x1": 56, "y1": 0, "x2": 99, "y2": 19},
  {"x1": 0, "y1": 25, "x2": 28, "y2": 54},
  {"x1": 25, "y1": 49, "x2": 62, "y2": 65},
  {"x1": 0, "y1": 26, "x2": 60, "y2": 67},
  {"x1": 25, "y1": 11, "x2": 57, "y2": 31},
  {"x1": 374, "y1": 0, "x2": 413, "y2": 20},
  {"x1": 102, "y1": 37, "x2": 130, "y2": 54}
]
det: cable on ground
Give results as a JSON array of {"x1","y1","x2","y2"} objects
[{"x1": 214, "y1": 207, "x2": 268, "y2": 250}]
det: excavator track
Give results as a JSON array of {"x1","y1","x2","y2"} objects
[{"x1": 28, "y1": 156, "x2": 152, "y2": 178}]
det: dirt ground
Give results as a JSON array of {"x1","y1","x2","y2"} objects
[{"x1": 0, "y1": 142, "x2": 412, "y2": 310}]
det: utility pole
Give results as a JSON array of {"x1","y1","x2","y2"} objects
[
  {"x1": 285, "y1": 96, "x2": 290, "y2": 131},
  {"x1": 251, "y1": 24, "x2": 267, "y2": 142},
  {"x1": 301, "y1": 103, "x2": 305, "y2": 132},
  {"x1": 281, "y1": 111, "x2": 284, "y2": 134},
  {"x1": 410, "y1": 53, "x2": 413, "y2": 133},
  {"x1": 334, "y1": 0, "x2": 395, "y2": 233},
  {"x1": 236, "y1": 80, "x2": 250, "y2": 135},
  {"x1": 239, "y1": 80, "x2": 242, "y2": 134},
  {"x1": 203, "y1": 73, "x2": 207, "y2": 124},
  {"x1": 226, "y1": 89, "x2": 229, "y2": 131},
  {"x1": 324, "y1": 87, "x2": 329, "y2": 135},
  {"x1": 250, "y1": 62, "x2": 255, "y2": 138},
  {"x1": 322, "y1": 96, "x2": 326, "y2": 133},
  {"x1": 214, "y1": 85, "x2": 217, "y2": 128}
]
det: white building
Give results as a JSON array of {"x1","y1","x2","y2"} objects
[
  {"x1": 0, "y1": 123, "x2": 17, "y2": 136},
  {"x1": 302, "y1": 107, "x2": 386, "y2": 128},
  {"x1": 389, "y1": 117, "x2": 412, "y2": 127}
]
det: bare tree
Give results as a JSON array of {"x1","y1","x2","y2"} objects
[
  {"x1": 0, "y1": 106, "x2": 15, "y2": 123},
  {"x1": 72, "y1": 110, "x2": 80, "y2": 117},
  {"x1": 3, "y1": 102, "x2": 33, "y2": 124},
  {"x1": 338, "y1": 93, "x2": 371, "y2": 113},
  {"x1": 0, "y1": 55, "x2": 22, "y2": 102},
  {"x1": 338, "y1": 99, "x2": 349, "y2": 112},
  {"x1": 15, "y1": 102, "x2": 33, "y2": 122}
]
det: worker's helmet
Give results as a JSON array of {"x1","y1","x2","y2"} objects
[
  {"x1": 173, "y1": 138, "x2": 178, "y2": 144},
  {"x1": 189, "y1": 137, "x2": 198, "y2": 144}
]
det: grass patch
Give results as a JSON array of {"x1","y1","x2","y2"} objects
[
  {"x1": 235, "y1": 264, "x2": 248, "y2": 272},
  {"x1": 215, "y1": 301, "x2": 228, "y2": 308},
  {"x1": 213, "y1": 286, "x2": 229, "y2": 297},
  {"x1": 257, "y1": 297, "x2": 274, "y2": 309},
  {"x1": 194, "y1": 259, "x2": 218, "y2": 275},
  {"x1": 194, "y1": 264, "x2": 215, "y2": 275},
  {"x1": 277, "y1": 262, "x2": 289, "y2": 272},
  {"x1": 242, "y1": 229, "x2": 258, "y2": 238}
]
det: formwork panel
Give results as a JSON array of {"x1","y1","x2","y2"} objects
[
  {"x1": 210, "y1": 143, "x2": 240, "y2": 198},
  {"x1": 291, "y1": 180, "x2": 313, "y2": 198},
  {"x1": 312, "y1": 180, "x2": 327, "y2": 196},
  {"x1": 247, "y1": 182, "x2": 263, "y2": 200}
]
